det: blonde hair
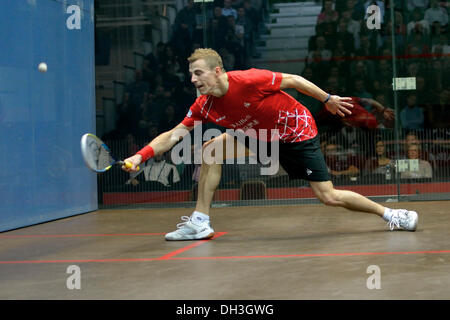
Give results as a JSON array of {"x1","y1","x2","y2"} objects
[{"x1": 188, "y1": 48, "x2": 224, "y2": 71}]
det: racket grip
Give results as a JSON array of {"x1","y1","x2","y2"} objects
[{"x1": 124, "y1": 162, "x2": 140, "y2": 171}]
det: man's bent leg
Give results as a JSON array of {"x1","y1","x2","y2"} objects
[
  {"x1": 310, "y1": 180, "x2": 385, "y2": 216},
  {"x1": 309, "y1": 180, "x2": 418, "y2": 231}
]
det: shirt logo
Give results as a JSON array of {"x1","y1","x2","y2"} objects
[
  {"x1": 187, "y1": 110, "x2": 192, "y2": 118},
  {"x1": 244, "y1": 102, "x2": 251, "y2": 108},
  {"x1": 216, "y1": 115, "x2": 226, "y2": 122},
  {"x1": 306, "y1": 169, "x2": 312, "y2": 176}
]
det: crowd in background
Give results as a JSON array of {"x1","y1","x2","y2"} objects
[
  {"x1": 97, "y1": 0, "x2": 450, "y2": 192},
  {"x1": 300, "y1": 0, "x2": 449, "y2": 131},
  {"x1": 102, "y1": 0, "x2": 266, "y2": 143}
]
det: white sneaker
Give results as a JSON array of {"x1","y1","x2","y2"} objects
[
  {"x1": 388, "y1": 209, "x2": 418, "y2": 231},
  {"x1": 165, "y1": 216, "x2": 215, "y2": 241}
]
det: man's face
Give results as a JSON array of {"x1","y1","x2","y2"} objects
[
  {"x1": 376, "y1": 141, "x2": 385, "y2": 156},
  {"x1": 406, "y1": 134, "x2": 418, "y2": 145},
  {"x1": 408, "y1": 146, "x2": 419, "y2": 159},
  {"x1": 189, "y1": 59, "x2": 220, "y2": 95}
]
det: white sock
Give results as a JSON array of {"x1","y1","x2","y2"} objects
[
  {"x1": 383, "y1": 207, "x2": 393, "y2": 222},
  {"x1": 191, "y1": 211, "x2": 210, "y2": 223}
]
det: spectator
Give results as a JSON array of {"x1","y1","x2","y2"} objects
[
  {"x1": 324, "y1": 142, "x2": 361, "y2": 181},
  {"x1": 376, "y1": 59, "x2": 393, "y2": 83},
  {"x1": 307, "y1": 36, "x2": 332, "y2": 64},
  {"x1": 382, "y1": 15, "x2": 406, "y2": 55},
  {"x1": 348, "y1": 0, "x2": 366, "y2": 21},
  {"x1": 173, "y1": 0, "x2": 197, "y2": 38},
  {"x1": 340, "y1": 10, "x2": 361, "y2": 49},
  {"x1": 406, "y1": 28, "x2": 431, "y2": 56},
  {"x1": 353, "y1": 78, "x2": 373, "y2": 99},
  {"x1": 364, "y1": 139, "x2": 395, "y2": 178},
  {"x1": 160, "y1": 45, "x2": 181, "y2": 75},
  {"x1": 432, "y1": 34, "x2": 450, "y2": 54},
  {"x1": 218, "y1": 47, "x2": 236, "y2": 70},
  {"x1": 317, "y1": 0, "x2": 339, "y2": 25},
  {"x1": 224, "y1": 16, "x2": 246, "y2": 69},
  {"x1": 415, "y1": 75, "x2": 433, "y2": 110},
  {"x1": 162, "y1": 63, "x2": 182, "y2": 94},
  {"x1": 124, "y1": 70, "x2": 149, "y2": 108},
  {"x1": 425, "y1": 89, "x2": 450, "y2": 129},
  {"x1": 222, "y1": 0, "x2": 238, "y2": 19},
  {"x1": 407, "y1": 0, "x2": 429, "y2": 11},
  {"x1": 355, "y1": 34, "x2": 376, "y2": 57},
  {"x1": 351, "y1": 61, "x2": 374, "y2": 87},
  {"x1": 424, "y1": 0, "x2": 449, "y2": 28},
  {"x1": 335, "y1": 19, "x2": 356, "y2": 52},
  {"x1": 125, "y1": 133, "x2": 139, "y2": 156},
  {"x1": 236, "y1": 6, "x2": 255, "y2": 64},
  {"x1": 309, "y1": 24, "x2": 327, "y2": 52},
  {"x1": 428, "y1": 59, "x2": 445, "y2": 93},
  {"x1": 400, "y1": 93, "x2": 424, "y2": 130},
  {"x1": 407, "y1": 8, "x2": 431, "y2": 37},
  {"x1": 307, "y1": 50, "x2": 331, "y2": 84},
  {"x1": 400, "y1": 143, "x2": 433, "y2": 179},
  {"x1": 159, "y1": 104, "x2": 179, "y2": 133},
  {"x1": 243, "y1": 0, "x2": 260, "y2": 37},
  {"x1": 136, "y1": 154, "x2": 182, "y2": 187},
  {"x1": 208, "y1": 17, "x2": 228, "y2": 50},
  {"x1": 142, "y1": 44, "x2": 166, "y2": 86},
  {"x1": 430, "y1": 20, "x2": 446, "y2": 44}
]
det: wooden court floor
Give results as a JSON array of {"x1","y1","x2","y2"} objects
[{"x1": 0, "y1": 201, "x2": 449, "y2": 299}]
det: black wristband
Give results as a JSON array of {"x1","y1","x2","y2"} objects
[{"x1": 323, "y1": 93, "x2": 331, "y2": 103}]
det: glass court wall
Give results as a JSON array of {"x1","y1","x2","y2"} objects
[
  {"x1": 0, "y1": 0, "x2": 96, "y2": 231},
  {"x1": 94, "y1": 0, "x2": 450, "y2": 208}
]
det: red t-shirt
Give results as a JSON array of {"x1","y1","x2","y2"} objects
[{"x1": 181, "y1": 68, "x2": 318, "y2": 143}]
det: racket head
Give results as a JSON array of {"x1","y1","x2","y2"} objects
[{"x1": 80, "y1": 133, "x2": 117, "y2": 172}]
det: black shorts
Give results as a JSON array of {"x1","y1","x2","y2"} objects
[{"x1": 242, "y1": 135, "x2": 330, "y2": 182}]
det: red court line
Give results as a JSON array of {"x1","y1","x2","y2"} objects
[
  {"x1": 0, "y1": 233, "x2": 166, "y2": 238},
  {"x1": 157, "y1": 232, "x2": 228, "y2": 260},
  {"x1": 1, "y1": 249, "x2": 448, "y2": 265},
  {"x1": 168, "y1": 250, "x2": 450, "y2": 261},
  {"x1": 0, "y1": 232, "x2": 228, "y2": 265},
  {"x1": 0, "y1": 258, "x2": 160, "y2": 264}
]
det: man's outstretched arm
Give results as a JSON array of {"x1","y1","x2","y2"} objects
[
  {"x1": 122, "y1": 122, "x2": 193, "y2": 172},
  {"x1": 280, "y1": 73, "x2": 353, "y2": 117}
]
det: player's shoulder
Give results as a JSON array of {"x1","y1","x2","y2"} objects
[{"x1": 227, "y1": 68, "x2": 273, "y2": 82}]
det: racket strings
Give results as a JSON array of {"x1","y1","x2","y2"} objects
[{"x1": 86, "y1": 137, "x2": 113, "y2": 171}]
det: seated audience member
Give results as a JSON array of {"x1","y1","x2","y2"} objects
[
  {"x1": 424, "y1": 0, "x2": 448, "y2": 29},
  {"x1": 400, "y1": 143, "x2": 433, "y2": 179},
  {"x1": 393, "y1": 131, "x2": 428, "y2": 160},
  {"x1": 324, "y1": 142, "x2": 361, "y2": 180},
  {"x1": 364, "y1": 139, "x2": 395, "y2": 178},
  {"x1": 317, "y1": 0, "x2": 339, "y2": 25},
  {"x1": 222, "y1": 0, "x2": 237, "y2": 19},
  {"x1": 127, "y1": 153, "x2": 181, "y2": 187},
  {"x1": 400, "y1": 93, "x2": 424, "y2": 130},
  {"x1": 425, "y1": 89, "x2": 450, "y2": 129},
  {"x1": 407, "y1": 8, "x2": 430, "y2": 37}
]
